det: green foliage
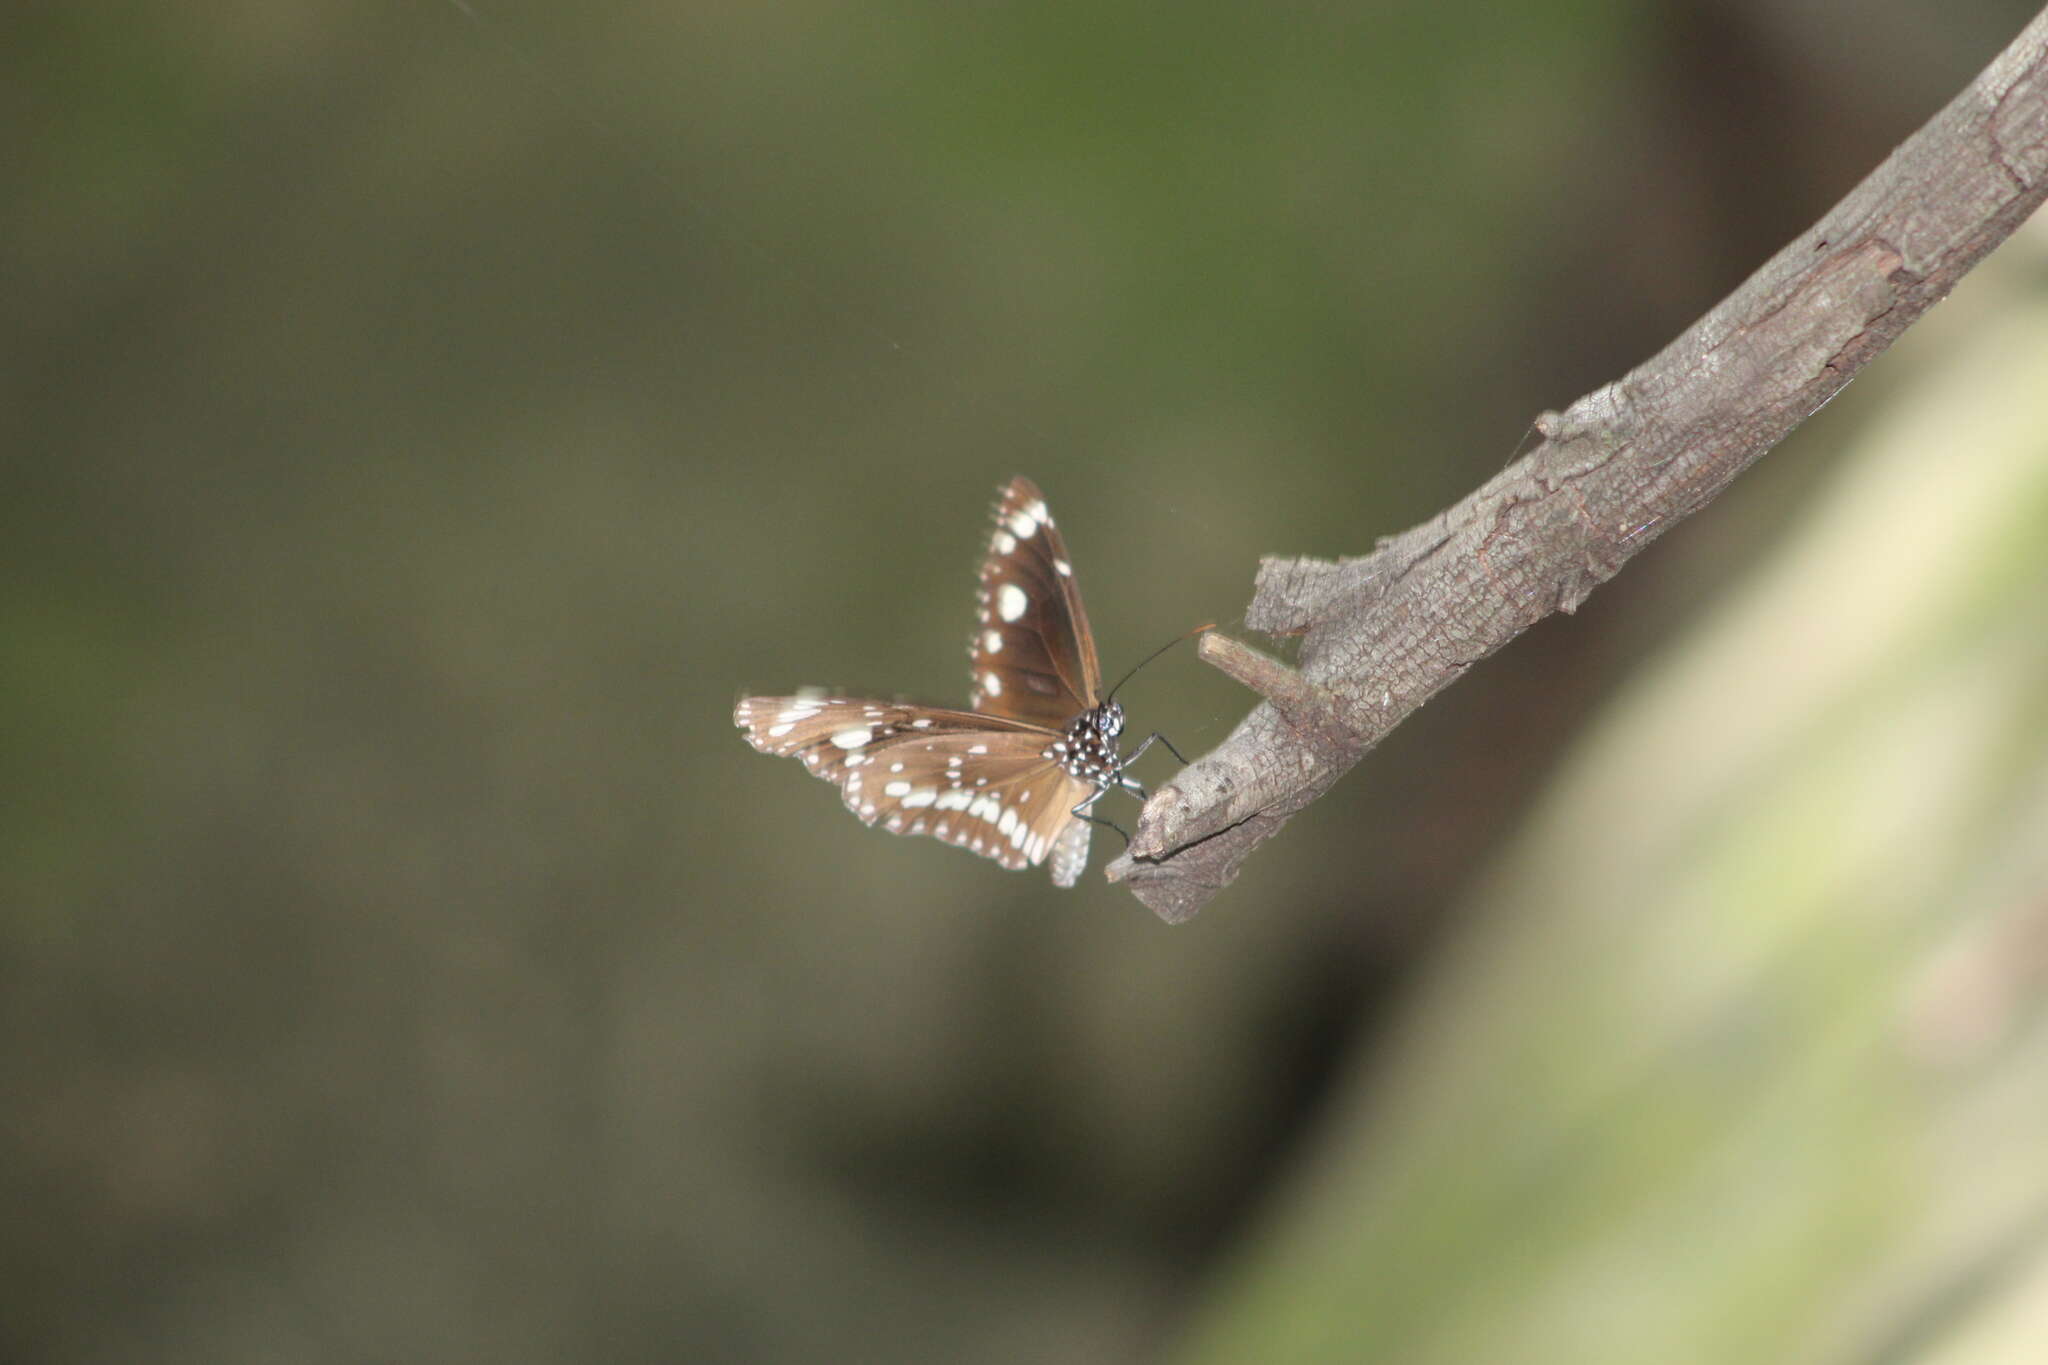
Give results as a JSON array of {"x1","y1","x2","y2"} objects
[{"x1": 1174, "y1": 238, "x2": 2048, "y2": 1365}]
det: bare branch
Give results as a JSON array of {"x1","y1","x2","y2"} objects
[{"x1": 1109, "y1": 9, "x2": 2048, "y2": 922}]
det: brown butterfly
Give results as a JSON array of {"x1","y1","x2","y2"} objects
[{"x1": 734, "y1": 476, "x2": 1185, "y2": 886}]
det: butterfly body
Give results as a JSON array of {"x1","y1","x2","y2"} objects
[
  {"x1": 1049, "y1": 700, "x2": 1125, "y2": 787},
  {"x1": 734, "y1": 477, "x2": 1157, "y2": 887}
]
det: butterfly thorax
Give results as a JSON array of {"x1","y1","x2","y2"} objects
[{"x1": 1045, "y1": 700, "x2": 1124, "y2": 788}]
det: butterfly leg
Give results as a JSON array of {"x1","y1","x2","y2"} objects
[
  {"x1": 1069, "y1": 786, "x2": 1132, "y2": 848},
  {"x1": 1121, "y1": 731, "x2": 1192, "y2": 767}
]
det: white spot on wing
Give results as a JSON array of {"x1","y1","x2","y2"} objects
[
  {"x1": 831, "y1": 727, "x2": 872, "y2": 749},
  {"x1": 766, "y1": 722, "x2": 794, "y2": 738},
  {"x1": 1053, "y1": 558, "x2": 1071, "y2": 576},
  {"x1": 993, "y1": 530, "x2": 1017, "y2": 554},
  {"x1": 883, "y1": 780, "x2": 912, "y2": 798},
  {"x1": 902, "y1": 789, "x2": 937, "y2": 808},
  {"x1": 982, "y1": 672, "x2": 1002, "y2": 697},
  {"x1": 1008, "y1": 509, "x2": 1038, "y2": 538},
  {"x1": 997, "y1": 585, "x2": 1028, "y2": 622},
  {"x1": 982, "y1": 629, "x2": 1003, "y2": 654}
]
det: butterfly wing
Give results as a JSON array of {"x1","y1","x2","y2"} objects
[
  {"x1": 734, "y1": 695, "x2": 1093, "y2": 880},
  {"x1": 969, "y1": 476, "x2": 1103, "y2": 728}
]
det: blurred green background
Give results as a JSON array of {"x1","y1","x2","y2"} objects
[{"x1": 7, "y1": 2, "x2": 2046, "y2": 1362}]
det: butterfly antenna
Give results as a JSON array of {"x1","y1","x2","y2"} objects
[{"x1": 1106, "y1": 623, "x2": 1215, "y2": 703}]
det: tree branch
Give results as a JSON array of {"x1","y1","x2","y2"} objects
[{"x1": 1108, "y1": 9, "x2": 2048, "y2": 922}]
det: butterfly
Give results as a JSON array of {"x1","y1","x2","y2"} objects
[{"x1": 734, "y1": 476, "x2": 1185, "y2": 887}]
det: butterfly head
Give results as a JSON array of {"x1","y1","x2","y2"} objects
[{"x1": 1094, "y1": 699, "x2": 1125, "y2": 739}]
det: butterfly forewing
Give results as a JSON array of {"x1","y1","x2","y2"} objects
[
  {"x1": 733, "y1": 694, "x2": 1093, "y2": 878},
  {"x1": 969, "y1": 477, "x2": 1102, "y2": 729}
]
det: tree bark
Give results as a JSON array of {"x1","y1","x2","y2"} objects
[{"x1": 1108, "y1": 8, "x2": 2048, "y2": 922}]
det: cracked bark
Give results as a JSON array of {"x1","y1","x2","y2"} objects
[{"x1": 1108, "y1": 8, "x2": 2048, "y2": 922}]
